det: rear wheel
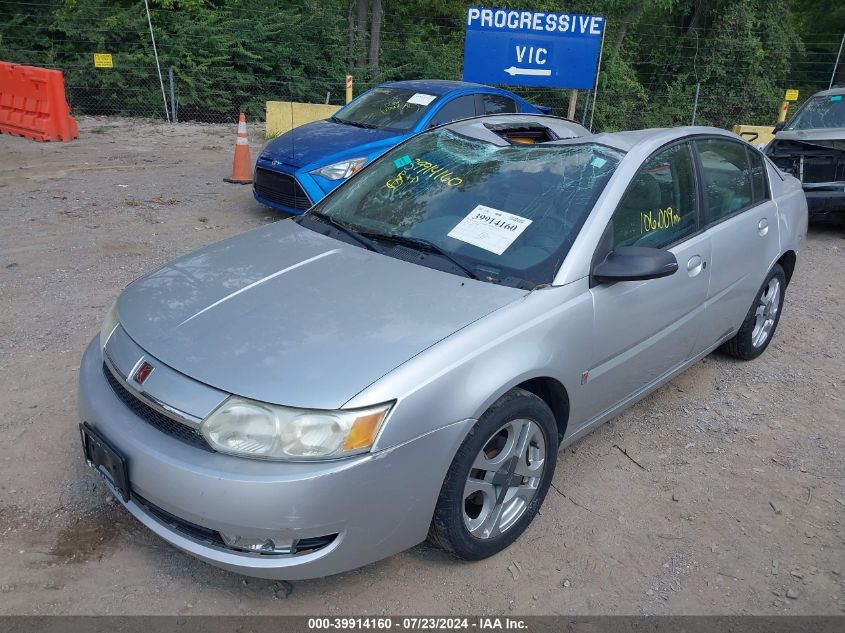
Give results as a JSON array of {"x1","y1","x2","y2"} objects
[
  {"x1": 428, "y1": 388, "x2": 557, "y2": 560},
  {"x1": 720, "y1": 264, "x2": 786, "y2": 360}
]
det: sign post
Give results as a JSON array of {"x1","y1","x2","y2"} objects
[
  {"x1": 779, "y1": 89, "x2": 799, "y2": 123},
  {"x1": 462, "y1": 8, "x2": 605, "y2": 92}
]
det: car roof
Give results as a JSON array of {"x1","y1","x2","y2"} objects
[
  {"x1": 557, "y1": 126, "x2": 741, "y2": 153},
  {"x1": 379, "y1": 79, "x2": 499, "y2": 95},
  {"x1": 441, "y1": 116, "x2": 740, "y2": 154},
  {"x1": 442, "y1": 114, "x2": 589, "y2": 142}
]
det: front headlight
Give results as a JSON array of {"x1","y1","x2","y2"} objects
[
  {"x1": 200, "y1": 397, "x2": 392, "y2": 461},
  {"x1": 310, "y1": 157, "x2": 367, "y2": 181},
  {"x1": 99, "y1": 299, "x2": 119, "y2": 350}
]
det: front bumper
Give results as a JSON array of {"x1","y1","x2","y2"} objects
[
  {"x1": 252, "y1": 160, "x2": 341, "y2": 214},
  {"x1": 804, "y1": 187, "x2": 845, "y2": 216},
  {"x1": 78, "y1": 338, "x2": 472, "y2": 579}
]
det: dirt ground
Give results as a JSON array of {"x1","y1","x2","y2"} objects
[{"x1": 0, "y1": 117, "x2": 843, "y2": 616}]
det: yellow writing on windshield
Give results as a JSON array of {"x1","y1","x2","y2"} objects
[
  {"x1": 386, "y1": 158, "x2": 464, "y2": 190},
  {"x1": 379, "y1": 100, "x2": 422, "y2": 114},
  {"x1": 640, "y1": 207, "x2": 681, "y2": 234}
]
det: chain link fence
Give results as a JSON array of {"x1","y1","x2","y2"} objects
[{"x1": 3, "y1": 2, "x2": 843, "y2": 131}]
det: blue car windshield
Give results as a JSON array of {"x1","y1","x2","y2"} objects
[
  {"x1": 310, "y1": 129, "x2": 623, "y2": 287},
  {"x1": 331, "y1": 88, "x2": 438, "y2": 132},
  {"x1": 786, "y1": 95, "x2": 845, "y2": 130}
]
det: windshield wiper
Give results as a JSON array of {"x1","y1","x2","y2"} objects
[
  {"x1": 329, "y1": 116, "x2": 378, "y2": 130},
  {"x1": 308, "y1": 211, "x2": 379, "y2": 252},
  {"x1": 363, "y1": 233, "x2": 478, "y2": 280}
]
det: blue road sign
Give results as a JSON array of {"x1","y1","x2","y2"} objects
[{"x1": 462, "y1": 7, "x2": 605, "y2": 89}]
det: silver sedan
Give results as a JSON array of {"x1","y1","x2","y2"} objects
[{"x1": 79, "y1": 114, "x2": 807, "y2": 579}]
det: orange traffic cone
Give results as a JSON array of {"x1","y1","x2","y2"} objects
[{"x1": 224, "y1": 113, "x2": 253, "y2": 184}]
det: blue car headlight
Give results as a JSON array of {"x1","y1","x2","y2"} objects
[{"x1": 310, "y1": 157, "x2": 368, "y2": 181}]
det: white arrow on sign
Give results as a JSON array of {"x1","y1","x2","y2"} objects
[{"x1": 504, "y1": 66, "x2": 552, "y2": 77}]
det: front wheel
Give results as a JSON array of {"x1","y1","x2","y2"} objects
[
  {"x1": 720, "y1": 263, "x2": 786, "y2": 360},
  {"x1": 428, "y1": 388, "x2": 557, "y2": 560}
]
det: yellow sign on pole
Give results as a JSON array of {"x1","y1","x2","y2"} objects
[
  {"x1": 784, "y1": 89, "x2": 799, "y2": 102},
  {"x1": 93, "y1": 53, "x2": 113, "y2": 68}
]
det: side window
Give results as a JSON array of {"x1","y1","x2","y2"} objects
[
  {"x1": 482, "y1": 94, "x2": 518, "y2": 115},
  {"x1": 747, "y1": 146, "x2": 769, "y2": 203},
  {"x1": 429, "y1": 95, "x2": 477, "y2": 127},
  {"x1": 613, "y1": 143, "x2": 698, "y2": 249},
  {"x1": 696, "y1": 139, "x2": 753, "y2": 224}
]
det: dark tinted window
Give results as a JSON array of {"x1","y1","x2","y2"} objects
[
  {"x1": 482, "y1": 94, "x2": 518, "y2": 115},
  {"x1": 747, "y1": 147, "x2": 769, "y2": 203},
  {"x1": 696, "y1": 139, "x2": 753, "y2": 224},
  {"x1": 613, "y1": 143, "x2": 698, "y2": 249},
  {"x1": 430, "y1": 96, "x2": 477, "y2": 127}
]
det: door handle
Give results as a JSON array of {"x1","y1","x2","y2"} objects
[
  {"x1": 686, "y1": 255, "x2": 703, "y2": 277},
  {"x1": 758, "y1": 218, "x2": 769, "y2": 236}
]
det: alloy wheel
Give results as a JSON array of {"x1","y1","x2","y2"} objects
[
  {"x1": 751, "y1": 277, "x2": 781, "y2": 348},
  {"x1": 462, "y1": 418, "x2": 546, "y2": 540}
]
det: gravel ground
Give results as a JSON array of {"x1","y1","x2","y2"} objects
[{"x1": 0, "y1": 117, "x2": 843, "y2": 615}]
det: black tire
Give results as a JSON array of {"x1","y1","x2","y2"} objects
[
  {"x1": 720, "y1": 263, "x2": 786, "y2": 360},
  {"x1": 428, "y1": 388, "x2": 557, "y2": 560}
]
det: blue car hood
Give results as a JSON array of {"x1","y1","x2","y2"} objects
[{"x1": 262, "y1": 119, "x2": 402, "y2": 168}]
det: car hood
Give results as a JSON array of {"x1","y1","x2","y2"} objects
[
  {"x1": 116, "y1": 221, "x2": 527, "y2": 409},
  {"x1": 261, "y1": 119, "x2": 403, "y2": 168},
  {"x1": 774, "y1": 128, "x2": 845, "y2": 151}
]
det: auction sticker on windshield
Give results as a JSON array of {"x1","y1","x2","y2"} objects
[
  {"x1": 407, "y1": 93, "x2": 437, "y2": 106},
  {"x1": 447, "y1": 205, "x2": 532, "y2": 255}
]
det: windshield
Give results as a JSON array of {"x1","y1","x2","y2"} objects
[
  {"x1": 332, "y1": 87, "x2": 439, "y2": 132},
  {"x1": 309, "y1": 129, "x2": 623, "y2": 286},
  {"x1": 786, "y1": 95, "x2": 845, "y2": 130}
]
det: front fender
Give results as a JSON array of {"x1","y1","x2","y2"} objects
[{"x1": 347, "y1": 280, "x2": 594, "y2": 451}]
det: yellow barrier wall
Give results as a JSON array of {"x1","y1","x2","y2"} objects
[
  {"x1": 732, "y1": 125, "x2": 776, "y2": 149},
  {"x1": 265, "y1": 101, "x2": 342, "y2": 138}
]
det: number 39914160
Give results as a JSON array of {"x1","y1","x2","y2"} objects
[{"x1": 473, "y1": 212, "x2": 519, "y2": 231}]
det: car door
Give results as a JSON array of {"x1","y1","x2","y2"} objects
[
  {"x1": 427, "y1": 94, "x2": 479, "y2": 128},
  {"x1": 584, "y1": 142, "x2": 712, "y2": 415},
  {"x1": 693, "y1": 138, "x2": 781, "y2": 349}
]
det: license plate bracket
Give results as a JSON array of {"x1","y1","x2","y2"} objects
[{"x1": 80, "y1": 422, "x2": 130, "y2": 502}]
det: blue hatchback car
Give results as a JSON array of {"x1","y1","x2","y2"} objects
[{"x1": 253, "y1": 79, "x2": 546, "y2": 214}]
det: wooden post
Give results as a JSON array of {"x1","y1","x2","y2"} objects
[
  {"x1": 567, "y1": 89, "x2": 578, "y2": 119},
  {"x1": 346, "y1": 75, "x2": 353, "y2": 104}
]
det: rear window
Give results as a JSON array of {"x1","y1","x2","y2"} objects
[{"x1": 696, "y1": 139, "x2": 753, "y2": 224}]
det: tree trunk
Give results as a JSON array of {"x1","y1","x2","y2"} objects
[
  {"x1": 609, "y1": 0, "x2": 644, "y2": 68},
  {"x1": 355, "y1": 0, "x2": 369, "y2": 69},
  {"x1": 686, "y1": 0, "x2": 707, "y2": 35},
  {"x1": 368, "y1": 0, "x2": 382, "y2": 74},
  {"x1": 347, "y1": 1, "x2": 355, "y2": 68}
]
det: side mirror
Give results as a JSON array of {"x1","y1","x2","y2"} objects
[
  {"x1": 773, "y1": 121, "x2": 786, "y2": 133},
  {"x1": 592, "y1": 246, "x2": 679, "y2": 284}
]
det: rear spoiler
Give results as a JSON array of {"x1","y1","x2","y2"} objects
[{"x1": 533, "y1": 104, "x2": 553, "y2": 115}]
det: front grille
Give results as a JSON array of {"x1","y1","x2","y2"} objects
[
  {"x1": 254, "y1": 167, "x2": 312, "y2": 211},
  {"x1": 134, "y1": 493, "x2": 338, "y2": 555},
  {"x1": 102, "y1": 363, "x2": 213, "y2": 452},
  {"x1": 133, "y1": 493, "x2": 228, "y2": 548},
  {"x1": 768, "y1": 141, "x2": 845, "y2": 184}
]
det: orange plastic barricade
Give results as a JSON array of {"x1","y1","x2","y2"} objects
[{"x1": 0, "y1": 61, "x2": 79, "y2": 142}]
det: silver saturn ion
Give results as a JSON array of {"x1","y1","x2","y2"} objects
[{"x1": 79, "y1": 115, "x2": 807, "y2": 579}]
